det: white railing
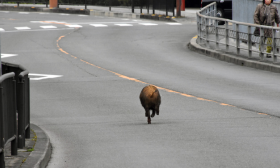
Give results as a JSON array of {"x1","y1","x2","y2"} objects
[{"x1": 197, "y1": 2, "x2": 280, "y2": 63}]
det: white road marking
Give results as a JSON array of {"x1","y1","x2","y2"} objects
[
  {"x1": 15, "y1": 27, "x2": 31, "y2": 30},
  {"x1": 0, "y1": 28, "x2": 5, "y2": 31},
  {"x1": 39, "y1": 13, "x2": 49, "y2": 14},
  {"x1": 90, "y1": 24, "x2": 108, "y2": 27},
  {"x1": 1, "y1": 54, "x2": 18, "y2": 58},
  {"x1": 60, "y1": 14, "x2": 70, "y2": 15},
  {"x1": 115, "y1": 24, "x2": 133, "y2": 26},
  {"x1": 0, "y1": 11, "x2": 9, "y2": 13},
  {"x1": 30, "y1": 21, "x2": 43, "y2": 23},
  {"x1": 3, "y1": 28, "x2": 74, "y2": 33},
  {"x1": 166, "y1": 23, "x2": 182, "y2": 25},
  {"x1": 40, "y1": 25, "x2": 57, "y2": 29},
  {"x1": 18, "y1": 12, "x2": 29, "y2": 14},
  {"x1": 29, "y1": 73, "x2": 63, "y2": 81},
  {"x1": 65, "y1": 25, "x2": 83, "y2": 28},
  {"x1": 122, "y1": 19, "x2": 130, "y2": 20},
  {"x1": 139, "y1": 23, "x2": 158, "y2": 26},
  {"x1": 78, "y1": 15, "x2": 88, "y2": 17}
]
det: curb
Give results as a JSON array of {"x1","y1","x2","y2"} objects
[
  {"x1": 21, "y1": 124, "x2": 52, "y2": 168},
  {"x1": 188, "y1": 37, "x2": 280, "y2": 73}
]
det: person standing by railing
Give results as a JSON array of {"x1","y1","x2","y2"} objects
[{"x1": 254, "y1": 0, "x2": 280, "y2": 58}]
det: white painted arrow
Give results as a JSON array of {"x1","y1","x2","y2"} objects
[
  {"x1": 29, "y1": 73, "x2": 63, "y2": 81},
  {"x1": 1, "y1": 54, "x2": 18, "y2": 58}
]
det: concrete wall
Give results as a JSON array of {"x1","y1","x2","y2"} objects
[{"x1": 233, "y1": 0, "x2": 280, "y2": 32}]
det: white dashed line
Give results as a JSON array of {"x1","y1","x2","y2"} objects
[
  {"x1": 0, "y1": 11, "x2": 9, "y2": 13},
  {"x1": 115, "y1": 24, "x2": 133, "y2": 26},
  {"x1": 0, "y1": 28, "x2": 5, "y2": 31},
  {"x1": 139, "y1": 23, "x2": 158, "y2": 26},
  {"x1": 30, "y1": 21, "x2": 42, "y2": 23},
  {"x1": 39, "y1": 13, "x2": 49, "y2": 14},
  {"x1": 90, "y1": 24, "x2": 108, "y2": 27},
  {"x1": 40, "y1": 25, "x2": 57, "y2": 29},
  {"x1": 60, "y1": 14, "x2": 70, "y2": 15},
  {"x1": 65, "y1": 25, "x2": 83, "y2": 28},
  {"x1": 18, "y1": 12, "x2": 29, "y2": 14},
  {"x1": 78, "y1": 15, "x2": 88, "y2": 17},
  {"x1": 15, "y1": 27, "x2": 31, "y2": 30},
  {"x1": 166, "y1": 23, "x2": 182, "y2": 25}
]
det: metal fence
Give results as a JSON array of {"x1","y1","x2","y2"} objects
[
  {"x1": 0, "y1": 72, "x2": 17, "y2": 168},
  {"x1": 197, "y1": 2, "x2": 280, "y2": 63},
  {"x1": 0, "y1": 62, "x2": 30, "y2": 168}
]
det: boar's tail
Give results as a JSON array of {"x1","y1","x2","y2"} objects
[{"x1": 150, "y1": 89, "x2": 158, "y2": 98}]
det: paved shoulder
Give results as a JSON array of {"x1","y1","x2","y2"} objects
[{"x1": 5, "y1": 124, "x2": 51, "y2": 168}]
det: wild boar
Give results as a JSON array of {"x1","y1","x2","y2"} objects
[{"x1": 139, "y1": 85, "x2": 161, "y2": 124}]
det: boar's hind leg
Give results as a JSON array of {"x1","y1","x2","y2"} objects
[
  {"x1": 151, "y1": 109, "x2": 155, "y2": 118},
  {"x1": 146, "y1": 108, "x2": 151, "y2": 124}
]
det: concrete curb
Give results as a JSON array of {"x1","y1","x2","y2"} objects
[
  {"x1": 188, "y1": 37, "x2": 280, "y2": 73},
  {"x1": 21, "y1": 124, "x2": 52, "y2": 168}
]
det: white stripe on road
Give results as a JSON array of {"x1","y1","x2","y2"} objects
[
  {"x1": 65, "y1": 24, "x2": 82, "y2": 28},
  {"x1": 78, "y1": 15, "x2": 88, "y2": 17},
  {"x1": 60, "y1": 14, "x2": 70, "y2": 15},
  {"x1": 90, "y1": 24, "x2": 108, "y2": 27},
  {"x1": 40, "y1": 25, "x2": 57, "y2": 29},
  {"x1": 18, "y1": 12, "x2": 29, "y2": 14},
  {"x1": 139, "y1": 23, "x2": 158, "y2": 26},
  {"x1": 15, "y1": 27, "x2": 31, "y2": 30},
  {"x1": 166, "y1": 23, "x2": 182, "y2": 25},
  {"x1": 0, "y1": 28, "x2": 5, "y2": 31},
  {"x1": 115, "y1": 24, "x2": 133, "y2": 26},
  {"x1": 1, "y1": 54, "x2": 18, "y2": 58}
]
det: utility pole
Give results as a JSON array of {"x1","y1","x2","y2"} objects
[{"x1": 176, "y1": 0, "x2": 181, "y2": 17}]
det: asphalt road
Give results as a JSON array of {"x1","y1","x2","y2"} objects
[{"x1": 1, "y1": 11, "x2": 280, "y2": 168}]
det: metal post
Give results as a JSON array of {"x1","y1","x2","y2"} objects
[
  {"x1": 215, "y1": 19, "x2": 219, "y2": 50},
  {"x1": 11, "y1": 78, "x2": 17, "y2": 155},
  {"x1": 236, "y1": 24, "x2": 240, "y2": 55},
  {"x1": 166, "y1": 0, "x2": 168, "y2": 16},
  {"x1": 260, "y1": 27, "x2": 264, "y2": 60},
  {"x1": 25, "y1": 77, "x2": 30, "y2": 139},
  {"x1": 132, "y1": 0, "x2": 134, "y2": 13},
  {"x1": 0, "y1": 32, "x2": 1, "y2": 75},
  {"x1": 147, "y1": 0, "x2": 149, "y2": 14},
  {"x1": 225, "y1": 21, "x2": 229, "y2": 52},
  {"x1": 85, "y1": 0, "x2": 87, "y2": 9},
  {"x1": 152, "y1": 0, "x2": 155, "y2": 14},
  {"x1": 0, "y1": 85, "x2": 5, "y2": 168},
  {"x1": 247, "y1": 26, "x2": 252, "y2": 58},
  {"x1": 197, "y1": 15, "x2": 200, "y2": 45},
  {"x1": 206, "y1": 18, "x2": 209, "y2": 48},
  {"x1": 109, "y1": 0, "x2": 111, "y2": 11},
  {"x1": 273, "y1": 29, "x2": 277, "y2": 63},
  {"x1": 18, "y1": 78, "x2": 25, "y2": 148}
]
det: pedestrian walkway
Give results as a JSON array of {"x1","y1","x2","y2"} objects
[
  {"x1": 4, "y1": 124, "x2": 51, "y2": 168},
  {"x1": 189, "y1": 34, "x2": 280, "y2": 73},
  {"x1": 0, "y1": 3, "x2": 198, "y2": 23}
]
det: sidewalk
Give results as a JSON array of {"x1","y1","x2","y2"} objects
[
  {"x1": 189, "y1": 34, "x2": 280, "y2": 73},
  {"x1": 4, "y1": 124, "x2": 51, "y2": 168},
  {"x1": 0, "y1": 3, "x2": 198, "y2": 23}
]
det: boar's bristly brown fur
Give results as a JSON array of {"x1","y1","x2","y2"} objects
[{"x1": 139, "y1": 85, "x2": 161, "y2": 124}]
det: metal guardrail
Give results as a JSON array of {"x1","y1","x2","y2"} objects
[
  {"x1": 0, "y1": 62, "x2": 30, "y2": 168},
  {"x1": 0, "y1": 72, "x2": 17, "y2": 168},
  {"x1": 197, "y1": 2, "x2": 280, "y2": 63}
]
